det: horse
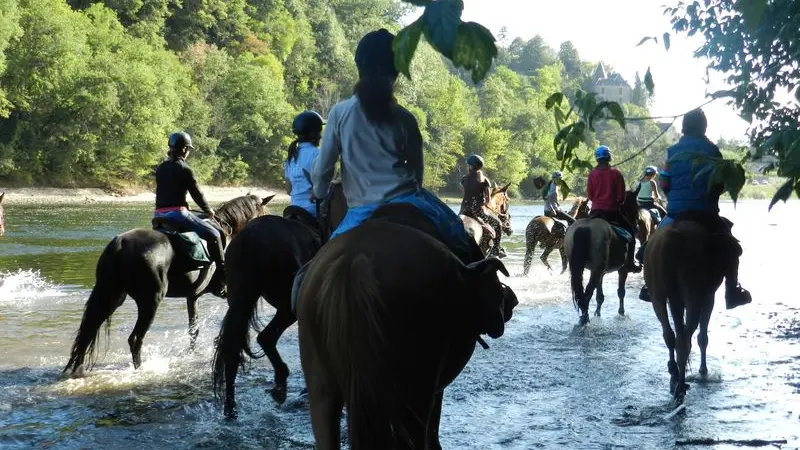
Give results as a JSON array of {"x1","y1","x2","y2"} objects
[
  {"x1": 62, "y1": 194, "x2": 273, "y2": 377},
  {"x1": 0, "y1": 192, "x2": 5, "y2": 237},
  {"x1": 460, "y1": 182, "x2": 513, "y2": 256},
  {"x1": 564, "y1": 191, "x2": 640, "y2": 325},
  {"x1": 211, "y1": 183, "x2": 347, "y2": 419},
  {"x1": 634, "y1": 201, "x2": 666, "y2": 262},
  {"x1": 296, "y1": 203, "x2": 517, "y2": 450},
  {"x1": 522, "y1": 197, "x2": 590, "y2": 275},
  {"x1": 643, "y1": 219, "x2": 731, "y2": 405}
]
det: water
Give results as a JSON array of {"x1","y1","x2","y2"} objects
[{"x1": 1, "y1": 200, "x2": 798, "y2": 449}]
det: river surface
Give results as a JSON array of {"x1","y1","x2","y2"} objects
[{"x1": 0, "y1": 200, "x2": 798, "y2": 449}]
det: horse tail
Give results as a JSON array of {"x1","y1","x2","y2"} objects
[
  {"x1": 569, "y1": 226, "x2": 591, "y2": 310},
  {"x1": 63, "y1": 236, "x2": 126, "y2": 375},
  {"x1": 316, "y1": 253, "x2": 393, "y2": 449},
  {"x1": 211, "y1": 234, "x2": 263, "y2": 401}
]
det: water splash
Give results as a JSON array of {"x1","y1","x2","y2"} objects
[{"x1": 0, "y1": 269, "x2": 65, "y2": 305}]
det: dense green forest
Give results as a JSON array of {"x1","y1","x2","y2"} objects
[{"x1": 0, "y1": 0, "x2": 688, "y2": 196}]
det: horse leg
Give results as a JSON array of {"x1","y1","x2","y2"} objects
[
  {"x1": 559, "y1": 246, "x2": 567, "y2": 274},
  {"x1": 593, "y1": 275, "x2": 605, "y2": 317},
  {"x1": 256, "y1": 305, "x2": 297, "y2": 404},
  {"x1": 697, "y1": 293, "x2": 715, "y2": 377},
  {"x1": 617, "y1": 270, "x2": 628, "y2": 316},
  {"x1": 299, "y1": 324, "x2": 343, "y2": 450},
  {"x1": 396, "y1": 391, "x2": 435, "y2": 450},
  {"x1": 426, "y1": 391, "x2": 444, "y2": 450},
  {"x1": 523, "y1": 239, "x2": 537, "y2": 276},
  {"x1": 540, "y1": 246, "x2": 554, "y2": 271},
  {"x1": 186, "y1": 295, "x2": 199, "y2": 350},
  {"x1": 128, "y1": 291, "x2": 163, "y2": 369},
  {"x1": 669, "y1": 298, "x2": 689, "y2": 405},
  {"x1": 651, "y1": 286, "x2": 678, "y2": 394}
]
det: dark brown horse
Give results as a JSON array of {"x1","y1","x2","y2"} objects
[
  {"x1": 522, "y1": 197, "x2": 590, "y2": 275},
  {"x1": 297, "y1": 204, "x2": 517, "y2": 450},
  {"x1": 0, "y1": 192, "x2": 5, "y2": 237},
  {"x1": 212, "y1": 183, "x2": 347, "y2": 418},
  {"x1": 564, "y1": 191, "x2": 640, "y2": 325},
  {"x1": 63, "y1": 194, "x2": 272, "y2": 377},
  {"x1": 643, "y1": 219, "x2": 729, "y2": 405},
  {"x1": 460, "y1": 182, "x2": 513, "y2": 256}
]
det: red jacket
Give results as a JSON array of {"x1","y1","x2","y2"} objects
[{"x1": 587, "y1": 167, "x2": 626, "y2": 211}]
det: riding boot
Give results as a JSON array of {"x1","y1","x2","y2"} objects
[
  {"x1": 724, "y1": 257, "x2": 751, "y2": 310},
  {"x1": 625, "y1": 240, "x2": 642, "y2": 273},
  {"x1": 208, "y1": 238, "x2": 227, "y2": 298}
]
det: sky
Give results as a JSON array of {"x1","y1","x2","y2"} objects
[{"x1": 426, "y1": 0, "x2": 752, "y2": 141}]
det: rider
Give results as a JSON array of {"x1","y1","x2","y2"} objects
[
  {"x1": 587, "y1": 145, "x2": 640, "y2": 273},
  {"x1": 153, "y1": 132, "x2": 226, "y2": 294},
  {"x1": 460, "y1": 154, "x2": 505, "y2": 258},
  {"x1": 544, "y1": 171, "x2": 576, "y2": 225},
  {"x1": 636, "y1": 166, "x2": 666, "y2": 221},
  {"x1": 310, "y1": 28, "x2": 479, "y2": 262},
  {"x1": 657, "y1": 108, "x2": 751, "y2": 309},
  {"x1": 284, "y1": 110, "x2": 324, "y2": 218}
]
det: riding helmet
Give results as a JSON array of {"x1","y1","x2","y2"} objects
[
  {"x1": 292, "y1": 110, "x2": 326, "y2": 136},
  {"x1": 466, "y1": 154, "x2": 485, "y2": 169},
  {"x1": 594, "y1": 145, "x2": 612, "y2": 161},
  {"x1": 552, "y1": 171, "x2": 562, "y2": 179},
  {"x1": 168, "y1": 131, "x2": 194, "y2": 150},
  {"x1": 644, "y1": 166, "x2": 658, "y2": 175}
]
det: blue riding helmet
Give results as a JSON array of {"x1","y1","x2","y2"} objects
[
  {"x1": 644, "y1": 166, "x2": 658, "y2": 175},
  {"x1": 552, "y1": 171, "x2": 562, "y2": 179},
  {"x1": 595, "y1": 145, "x2": 612, "y2": 161}
]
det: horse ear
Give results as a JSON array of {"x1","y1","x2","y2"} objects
[
  {"x1": 466, "y1": 257, "x2": 509, "y2": 278},
  {"x1": 262, "y1": 194, "x2": 276, "y2": 206},
  {"x1": 246, "y1": 191, "x2": 251, "y2": 196},
  {"x1": 499, "y1": 182, "x2": 511, "y2": 193}
]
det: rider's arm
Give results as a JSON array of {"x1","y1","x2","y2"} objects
[
  {"x1": 615, "y1": 171, "x2": 626, "y2": 208},
  {"x1": 482, "y1": 175, "x2": 494, "y2": 208},
  {"x1": 186, "y1": 165, "x2": 213, "y2": 214},
  {"x1": 586, "y1": 170, "x2": 596, "y2": 201},
  {"x1": 311, "y1": 107, "x2": 340, "y2": 200},
  {"x1": 659, "y1": 160, "x2": 671, "y2": 195},
  {"x1": 403, "y1": 110, "x2": 424, "y2": 185},
  {"x1": 650, "y1": 179, "x2": 661, "y2": 200}
]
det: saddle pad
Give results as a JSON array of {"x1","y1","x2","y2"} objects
[
  {"x1": 611, "y1": 225, "x2": 633, "y2": 243},
  {"x1": 648, "y1": 209, "x2": 661, "y2": 222},
  {"x1": 157, "y1": 229, "x2": 211, "y2": 267}
]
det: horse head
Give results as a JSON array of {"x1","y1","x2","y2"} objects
[
  {"x1": 216, "y1": 194, "x2": 274, "y2": 236},
  {"x1": 491, "y1": 182, "x2": 513, "y2": 236},
  {"x1": 464, "y1": 257, "x2": 517, "y2": 339},
  {"x1": 570, "y1": 196, "x2": 590, "y2": 219},
  {"x1": 0, "y1": 192, "x2": 5, "y2": 237}
]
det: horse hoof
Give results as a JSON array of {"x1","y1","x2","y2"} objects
[
  {"x1": 579, "y1": 316, "x2": 590, "y2": 326},
  {"x1": 269, "y1": 385, "x2": 288, "y2": 405},
  {"x1": 618, "y1": 309, "x2": 625, "y2": 316},
  {"x1": 699, "y1": 367, "x2": 708, "y2": 378}
]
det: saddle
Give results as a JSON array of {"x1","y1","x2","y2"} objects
[
  {"x1": 610, "y1": 225, "x2": 633, "y2": 243},
  {"x1": 283, "y1": 205, "x2": 317, "y2": 230},
  {"x1": 647, "y1": 208, "x2": 662, "y2": 223},
  {"x1": 152, "y1": 216, "x2": 212, "y2": 269}
]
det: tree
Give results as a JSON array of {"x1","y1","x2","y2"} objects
[
  {"x1": 558, "y1": 41, "x2": 582, "y2": 80},
  {"x1": 630, "y1": 72, "x2": 650, "y2": 108}
]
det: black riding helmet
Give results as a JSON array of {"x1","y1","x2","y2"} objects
[
  {"x1": 466, "y1": 154, "x2": 484, "y2": 170},
  {"x1": 168, "y1": 131, "x2": 194, "y2": 150},
  {"x1": 292, "y1": 111, "x2": 325, "y2": 136}
]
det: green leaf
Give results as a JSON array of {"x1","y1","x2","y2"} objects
[
  {"x1": 606, "y1": 102, "x2": 626, "y2": 129},
  {"x1": 401, "y1": 0, "x2": 433, "y2": 5},
  {"x1": 644, "y1": 67, "x2": 655, "y2": 94},
  {"x1": 421, "y1": 0, "x2": 464, "y2": 58},
  {"x1": 724, "y1": 163, "x2": 746, "y2": 205},
  {"x1": 545, "y1": 92, "x2": 564, "y2": 110},
  {"x1": 553, "y1": 107, "x2": 567, "y2": 128},
  {"x1": 557, "y1": 178, "x2": 571, "y2": 200},
  {"x1": 636, "y1": 36, "x2": 657, "y2": 47},
  {"x1": 709, "y1": 89, "x2": 736, "y2": 99},
  {"x1": 451, "y1": 21, "x2": 497, "y2": 83},
  {"x1": 737, "y1": 0, "x2": 767, "y2": 30},
  {"x1": 393, "y1": 19, "x2": 424, "y2": 79},
  {"x1": 769, "y1": 178, "x2": 794, "y2": 211},
  {"x1": 663, "y1": 32, "x2": 671, "y2": 51}
]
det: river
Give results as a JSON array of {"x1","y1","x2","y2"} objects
[{"x1": 0, "y1": 200, "x2": 798, "y2": 449}]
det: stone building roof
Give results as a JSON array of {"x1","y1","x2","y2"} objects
[{"x1": 592, "y1": 62, "x2": 631, "y2": 88}]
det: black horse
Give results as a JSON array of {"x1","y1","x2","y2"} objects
[
  {"x1": 63, "y1": 194, "x2": 273, "y2": 377},
  {"x1": 212, "y1": 183, "x2": 347, "y2": 419}
]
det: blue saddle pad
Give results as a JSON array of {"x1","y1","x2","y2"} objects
[
  {"x1": 157, "y1": 229, "x2": 211, "y2": 268},
  {"x1": 611, "y1": 225, "x2": 633, "y2": 243},
  {"x1": 648, "y1": 209, "x2": 661, "y2": 223}
]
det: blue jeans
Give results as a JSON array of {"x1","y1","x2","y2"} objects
[
  {"x1": 331, "y1": 188, "x2": 473, "y2": 258},
  {"x1": 154, "y1": 209, "x2": 220, "y2": 241}
]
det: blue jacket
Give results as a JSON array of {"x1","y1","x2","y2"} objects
[
  {"x1": 284, "y1": 142, "x2": 319, "y2": 216},
  {"x1": 662, "y1": 135, "x2": 722, "y2": 214}
]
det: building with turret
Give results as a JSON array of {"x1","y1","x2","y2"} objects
[{"x1": 591, "y1": 62, "x2": 632, "y2": 104}]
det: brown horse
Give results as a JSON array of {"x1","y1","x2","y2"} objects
[
  {"x1": 297, "y1": 204, "x2": 517, "y2": 450},
  {"x1": 522, "y1": 197, "x2": 590, "y2": 275},
  {"x1": 460, "y1": 182, "x2": 513, "y2": 256},
  {"x1": 643, "y1": 219, "x2": 730, "y2": 405},
  {"x1": 0, "y1": 192, "x2": 5, "y2": 237},
  {"x1": 564, "y1": 191, "x2": 640, "y2": 325}
]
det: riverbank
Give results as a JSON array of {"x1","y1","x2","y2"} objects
[{"x1": 0, "y1": 186, "x2": 290, "y2": 205}]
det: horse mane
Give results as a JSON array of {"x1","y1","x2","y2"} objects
[
  {"x1": 568, "y1": 197, "x2": 588, "y2": 215},
  {"x1": 216, "y1": 195, "x2": 264, "y2": 231}
]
